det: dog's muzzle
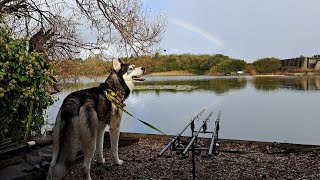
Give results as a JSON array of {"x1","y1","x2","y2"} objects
[{"x1": 132, "y1": 67, "x2": 146, "y2": 81}]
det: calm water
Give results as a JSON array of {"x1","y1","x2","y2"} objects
[{"x1": 45, "y1": 76, "x2": 320, "y2": 145}]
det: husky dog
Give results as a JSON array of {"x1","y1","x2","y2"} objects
[{"x1": 47, "y1": 59, "x2": 146, "y2": 180}]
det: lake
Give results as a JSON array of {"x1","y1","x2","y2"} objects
[{"x1": 45, "y1": 76, "x2": 320, "y2": 145}]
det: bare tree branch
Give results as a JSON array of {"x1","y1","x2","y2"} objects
[{"x1": 1, "y1": 0, "x2": 167, "y2": 60}]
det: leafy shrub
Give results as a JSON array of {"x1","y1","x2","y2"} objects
[
  {"x1": 210, "y1": 59, "x2": 246, "y2": 73},
  {"x1": 253, "y1": 58, "x2": 281, "y2": 73},
  {"x1": 188, "y1": 69, "x2": 203, "y2": 75},
  {"x1": 244, "y1": 64, "x2": 257, "y2": 75},
  {"x1": 0, "y1": 26, "x2": 55, "y2": 142}
]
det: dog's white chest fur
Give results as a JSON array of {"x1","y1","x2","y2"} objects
[{"x1": 125, "y1": 81, "x2": 134, "y2": 91}]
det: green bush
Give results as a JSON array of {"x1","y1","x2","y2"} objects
[
  {"x1": 210, "y1": 59, "x2": 246, "y2": 73},
  {"x1": 0, "y1": 26, "x2": 55, "y2": 142},
  {"x1": 188, "y1": 69, "x2": 203, "y2": 75},
  {"x1": 253, "y1": 58, "x2": 281, "y2": 73}
]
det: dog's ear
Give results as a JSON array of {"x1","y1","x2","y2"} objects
[
  {"x1": 118, "y1": 58, "x2": 124, "y2": 64},
  {"x1": 113, "y1": 59, "x2": 122, "y2": 72}
]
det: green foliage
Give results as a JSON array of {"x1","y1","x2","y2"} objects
[
  {"x1": 253, "y1": 58, "x2": 281, "y2": 73},
  {"x1": 123, "y1": 54, "x2": 246, "y2": 75},
  {"x1": 210, "y1": 59, "x2": 246, "y2": 73},
  {"x1": 0, "y1": 26, "x2": 55, "y2": 141}
]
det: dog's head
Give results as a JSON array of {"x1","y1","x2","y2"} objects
[{"x1": 112, "y1": 58, "x2": 146, "y2": 91}]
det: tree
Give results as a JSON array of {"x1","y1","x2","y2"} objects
[
  {"x1": 0, "y1": 0, "x2": 167, "y2": 60},
  {"x1": 253, "y1": 58, "x2": 281, "y2": 73}
]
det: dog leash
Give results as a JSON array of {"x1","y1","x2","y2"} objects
[{"x1": 104, "y1": 90, "x2": 167, "y2": 135}]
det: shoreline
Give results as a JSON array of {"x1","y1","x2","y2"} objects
[
  {"x1": 253, "y1": 74, "x2": 286, "y2": 77},
  {"x1": 144, "y1": 70, "x2": 196, "y2": 76},
  {"x1": 56, "y1": 71, "x2": 320, "y2": 78}
]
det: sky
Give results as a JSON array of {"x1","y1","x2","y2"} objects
[{"x1": 143, "y1": 0, "x2": 320, "y2": 62}]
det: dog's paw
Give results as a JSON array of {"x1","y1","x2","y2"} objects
[
  {"x1": 113, "y1": 159, "x2": 123, "y2": 166},
  {"x1": 97, "y1": 157, "x2": 105, "y2": 164}
]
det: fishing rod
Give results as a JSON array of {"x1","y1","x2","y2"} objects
[
  {"x1": 158, "y1": 110, "x2": 222, "y2": 180},
  {"x1": 208, "y1": 111, "x2": 221, "y2": 156},
  {"x1": 158, "y1": 109, "x2": 205, "y2": 156},
  {"x1": 182, "y1": 111, "x2": 213, "y2": 156}
]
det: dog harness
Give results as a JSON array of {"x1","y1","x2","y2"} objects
[{"x1": 104, "y1": 89, "x2": 126, "y2": 109}]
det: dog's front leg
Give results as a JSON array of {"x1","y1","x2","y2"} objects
[
  {"x1": 96, "y1": 121, "x2": 107, "y2": 164},
  {"x1": 109, "y1": 106, "x2": 123, "y2": 165}
]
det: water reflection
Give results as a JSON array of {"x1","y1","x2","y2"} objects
[
  {"x1": 252, "y1": 76, "x2": 320, "y2": 92},
  {"x1": 280, "y1": 76, "x2": 320, "y2": 91},
  {"x1": 135, "y1": 78, "x2": 248, "y2": 94},
  {"x1": 252, "y1": 77, "x2": 282, "y2": 91}
]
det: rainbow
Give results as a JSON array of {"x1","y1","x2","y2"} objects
[{"x1": 170, "y1": 17, "x2": 223, "y2": 46}]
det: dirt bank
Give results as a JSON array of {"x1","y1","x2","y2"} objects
[{"x1": 64, "y1": 137, "x2": 320, "y2": 179}]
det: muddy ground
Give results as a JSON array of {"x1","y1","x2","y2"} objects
[{"x1": 64, "y1": 137, "x2": 320, "y2": 180}]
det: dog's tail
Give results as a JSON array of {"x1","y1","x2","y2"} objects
[{"x1": 47, "y1": 106, "x2": 79, "y2": 180}]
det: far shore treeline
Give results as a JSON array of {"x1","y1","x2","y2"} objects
[{"x1": 55, "y1": 54, "x2": 315, "y2": 77}]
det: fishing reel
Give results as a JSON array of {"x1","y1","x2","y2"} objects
[
  {"x1": 175, "y1": 143, "x2": 185, "y2": 155},
  {"x1": 211, "y1": 142, "x2": 220, "y2": 156}
]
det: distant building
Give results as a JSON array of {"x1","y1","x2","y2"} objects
[{"x1": 281, "y1": 55, "x2": 320, "y2": 70}]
